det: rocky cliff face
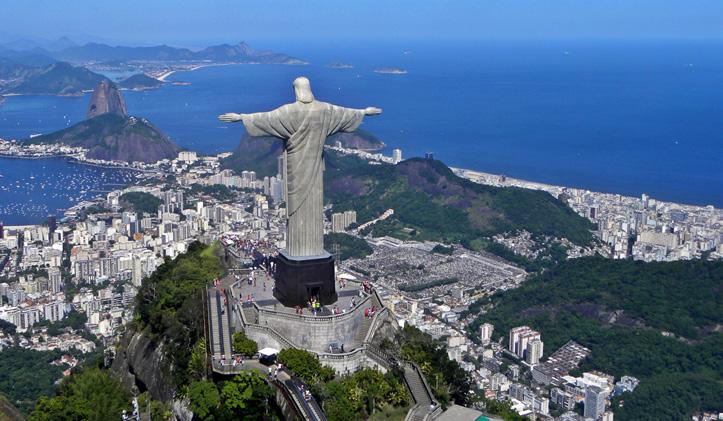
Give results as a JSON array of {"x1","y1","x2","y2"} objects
[
  {"x1": 29, "y1": 113, "x2": 180, "y2": 163},
  {"x1": 27, "y1": 80, "x2": 180, "y2": 163},
  {"x1": 87, "y1": 80, "x2": 127, "y2": 119},
  {"x1": 112, "y1": 329, "x2": 176, "y2": 402}
]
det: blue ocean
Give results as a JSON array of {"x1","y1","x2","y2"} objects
[{"x1": 1, "y1": 39, "x2": 722, "y2": 224}]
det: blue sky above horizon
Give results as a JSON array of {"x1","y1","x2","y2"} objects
[{"x1": 1, "y1": 0, "x2": 722, "y2": 47}]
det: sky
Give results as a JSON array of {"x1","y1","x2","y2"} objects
[{"x1": 1, "y1": 0, "x2": 722, "y2": 47}]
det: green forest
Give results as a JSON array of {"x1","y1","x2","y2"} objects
[
  {"x1": 135, "y1": 241, "x2": 224, "y2": 388},
  {"x1": 323, "y1": 153, "x2": 594, "y2": 254},
  {"x1": 323, "y1": 232, "x2": 373, "y2": 260},
  {"x1": 119, "y1": 191, "x2": 162, "y2": 215},
  {"x1": 468, "y1": 257, "x2": 723, "y2": 420}
]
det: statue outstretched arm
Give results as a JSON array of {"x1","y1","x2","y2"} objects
[
  {"x1": 218, "y1": 113, "x2": 245, "y2": 123},
  {"x1": 362, "y1": 107, "x2": 382, "y2": 116}
]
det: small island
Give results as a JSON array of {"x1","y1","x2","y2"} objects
[
  {"x1": 118, "y1": 73, "x2": 164, "y2": 91},
  {"x1": 374, "y1": 67, "x2": 407, "y2": 75},
  {"x1": 328, "y1": 62, "x2": 354, "y2": 69}
]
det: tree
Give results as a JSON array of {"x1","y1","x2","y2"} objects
[
  {"x1": 187, "y1": 338, "x2": 207, "y2": 380},
  {"x1": 188, "y1": 380, "x2": 220, "y2": 421},
  {"x1": 278, "y1": 348, "x2": 334, "y2": 385},
  {"x1": 219, "y1": 372, "x2": 272, "y2": 419},
  {"x1": 231, "y1": 331, "x2": 258, "y2": 357},
  {"x1": 29, "y1": 368, "x2": 130, "y2": 421}
]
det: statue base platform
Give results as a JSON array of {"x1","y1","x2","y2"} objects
[{"x1": 273, "y1": 250, "x2": 337, "y2": 307}]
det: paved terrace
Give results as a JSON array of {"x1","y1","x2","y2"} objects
[{"x1": 224, "y1": 268, "x2": 368, "y2": 317}]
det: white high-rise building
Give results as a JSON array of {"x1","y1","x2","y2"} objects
[
  {"x1": 508, "y1": 326, "x2": 541, "y2": 359},
  {"x1": 526, "y1": 339, "x2": 544, "y2": 365},
  {"x1": 392, "y1": 148, "x2": 402, "y2": 164},
  {"x1": 479, "y1": 323, "x2": 494, "y2": 345},
  {"x1": 584, "y1": 386, "x2": 607, "y2": 420}
]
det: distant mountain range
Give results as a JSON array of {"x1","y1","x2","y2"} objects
[
  {"x1": 27, "y1": 81, "x2": 179, "y2": 163},
  {"x1": 0, "y1": 40, "x2": 305, "y2": 96},
  {"x1": 44, "y1": 41, "x2": 305, "y2": 65},
  {"x1": 1, "y1": 61, "x2": 106, "y2": 96}
]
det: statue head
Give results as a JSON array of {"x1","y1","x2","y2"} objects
[{"x1": 293, "y1": 77, "x2": 314, "y2": 103}]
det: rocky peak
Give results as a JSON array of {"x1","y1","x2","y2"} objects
[{"x1": 87, "y1": 79, "x2": 127, "y2": 119}]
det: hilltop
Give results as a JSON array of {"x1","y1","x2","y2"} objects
[
  {"x1": 0, "y1": 61, "x2": 107, "y2": 96},
  {"x1": 29, "y1": 113, "x2": 179, "y2": 163},
  {"x1": 27, "y1": 81, "x2": 179, "y2": 163},
  {"x1": 467, "y1": 257, "x2": 723, "y2": 420},
  {"x1": 118, "y1": 73, "x2": 163, "y2": 90},
  {"x1": 325, "y1": 153, "x2": 595, "y2": 248}
]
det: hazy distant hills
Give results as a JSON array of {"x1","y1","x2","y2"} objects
[
  {"x1": 0, "y1": 61, "x2": 107, "y2": 96},
  {"x1": 53, "y1": 41, "x2": 306, "y2": 64},
  {"x1": 0, "y1": 40, "x2": 304, "y2": 96}
]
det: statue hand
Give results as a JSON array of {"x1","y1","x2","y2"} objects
[
  {"x1": 364, "y1": 107, "x2": 382, "y2": 116},
  {"x1": 218, "y1": 113, "x2": 243, "y2": 122}
]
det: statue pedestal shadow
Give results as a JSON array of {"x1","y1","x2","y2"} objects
[{"x1": 273, "y1": 250, "x2": 338, "y2": 307}]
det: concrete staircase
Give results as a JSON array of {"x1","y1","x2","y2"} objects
[
  {"x1": 207, "y1": 288, "x2": 232, "y2": 359},
  {"x1": 242, "y1": 304, "x2": 258, "y2": 325},
  {"x1": 352, "y1": 314, "x2": 373, "y2": 348},
  {"x1": 403, "y1": 363, "x2": 438, "y2": 421}
]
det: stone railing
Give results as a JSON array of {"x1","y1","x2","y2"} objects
[
  {"x1": 254, "y1": 293, "x2": 372, "y2": 325},
  {"x1": 363, "y1": 307, "x2": 387, "y2": 344},
  {"x1": 243, "y1": 324, "x2": 296, "y2": 349},
  {"x1": 365, "y1": 344, "x2": 393, "y2": 371}
]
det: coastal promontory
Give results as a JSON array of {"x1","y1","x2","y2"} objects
[{"x1": 27, "y1": 81, "x2": 179, "y2": 163}]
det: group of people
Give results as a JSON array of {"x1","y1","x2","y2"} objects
[
  {"x1": 212, "y1": 354, "x2": 244, "y2": 369},
  {"x1": 299, "y1": 383, "x2": 313, "y2": 402},
  {"x1": 268, "y1": 363, "x2": 284, "y2": 381},
  {"x1": 364, "y1": 305, "x2": 379, "y2": 318},
  {"x1": 307, "y1": 296, "x2": 322, "y2": 316}
]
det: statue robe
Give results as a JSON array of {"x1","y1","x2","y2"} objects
[{"x1": 241, "y1": 100, "x2": 364, "y2": 257}]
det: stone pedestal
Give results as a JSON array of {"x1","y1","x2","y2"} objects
[{"x1": 274, "y1": 250, "x2": 337, "y2": 307}]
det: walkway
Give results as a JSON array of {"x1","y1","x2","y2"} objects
[
  {"x1": 206, "y1": 287, "x2": 232, "y2": 360},
  {"x1": 403, "y1": 363, "x2": 441, "y2": 421}
]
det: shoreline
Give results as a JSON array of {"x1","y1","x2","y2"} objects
[
  {"x1": 451, "y1": 166, "x2": 717, "y2": 210},
  {"x1": 0, "y1": 143, "x2": 716, "y2": 210}
]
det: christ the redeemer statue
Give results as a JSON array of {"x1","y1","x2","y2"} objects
[{"x1": 219, "y1": 77, "x2": 381, "y2": 258}]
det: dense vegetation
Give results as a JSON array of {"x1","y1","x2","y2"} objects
[
  {"x1": 278, "y1": 349, "x2": 408, "y2": 420},
  {"x1": 388, "y1": 325, "x2": 473, "y2": 407},
  {"x1": 323, "y1": 232, "x2": 373, "y2": 261},
  {"x1": 189, "y1": 184, "x2": 237, "y2": 202},
  {"x1": 468, "y1": 257, "x2": 723, "y2": 420},
  {"x1": 323, "y1": 368, "x2": 409, "y2": 421},
  {"x1": 0, "y1": 347, "x2": 65, "y2": 414},
  {"x1": 324, "y1": 153, "x2": 594, "y2": 252},
  {"x1": 187, "y1": 373, "x2": 275, "y2": 421},
  {"x1": 135, "y1": 241, "x2": 224, "y2": 387},
  {"x1": 119, "y1": 191, "x2": 162, "y2": 215},
  {"x1": 231, "y1": 331, "x2": 258, "y2": 357},
  {"x1": 29, "y1": 368, "x2": 130, "y2": 421}
]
